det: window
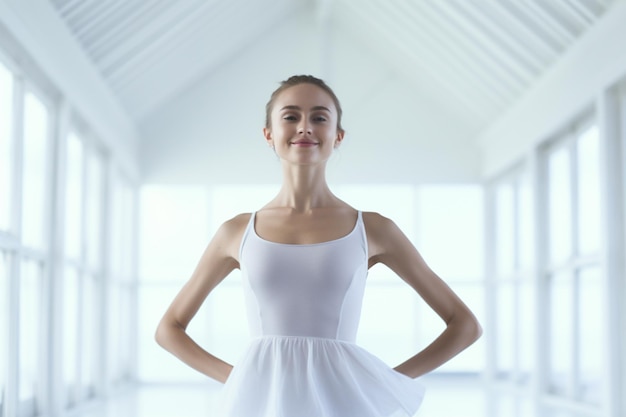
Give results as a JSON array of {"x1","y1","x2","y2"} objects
[
  {"x1": 63, "y1": 266, "x2": 79, "y2": 406},
  {"x1": 80, "y1": 273, "x2": 98, "y2": 399},
  {"x1": 19, "y1": 260, "x2": 42, "y2": 415},
  {"x1": 576, "y1": 127, "x2": 601, "y2": 256},
  {"x1": 0, "y1": 252, "x2": 8, "y2": 412},
  {"x1": 62, "y1": 131, "x2": 83, "y2": 407},
  {"x1": 490, "y1": 170, "x2": 535, "y2": 383},
  {"x1": 21, "y1": 91, "x2": 50, "y2": 250},
  {"x1": 548, "y1": 145, "x2": 572, "y2": 267},
  {"x1": 108, "y1": 175, "x2": 136, "y2": 385},
  {"x1": 0, "y1": 61, "x2": 14, "y2": 232},
  {"x1": 1, "y1": 41, "x2": 136, "y2": 416},
  {"x1": 544, "y1": 123, "x2": 603, "y2": 404},
  {"x1": 85, "y1": 150, "x2": 103, "y2": 270},
  {"x1": 64, "y1": 132, "x2": 83, "y2": 261},
  {"x1": 80, "y1": 146, "x2": 104, "y2": 400}
]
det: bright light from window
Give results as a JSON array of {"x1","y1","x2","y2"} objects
[
  {"x1": 65, "y1": 132, "x2": 83, "y2": 260},
  {"x1": 548, "y1": 146, "x2": 572, "y2": 265},
  {"x1": 21, "y1": 92, "x2": 49, "y2": 249},
  {"x1": 86, "y1": 150, "x2": 103, "y2": 268},
  {"x1": 495, "y1": 184, "x2": 515, "y2": 276},
  {"x1": 63, "y1": 266, "x2": 79, "y2": 405},
  {"x1": 19, "y1": 260, "x2": 41, "y2": 404},
  {"x1": 549, "y1": 272, "x2": 573, "y2": 395},
  {"x1": 0, "y1": 253, "x2": 7, "y2": 406},
  {"x1": 0, "y1": 62, "x2": 14, "y2": 231},
  {"x1": 578, "y1": 266, "x2": 603, "y2": 404},
  {"x1": 577, "y1": 126, "x2": 601, "y2": 255}
]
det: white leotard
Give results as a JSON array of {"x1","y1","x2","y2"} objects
[
  {"x1": 217, "y1": 211, "x2": 425, "y2": 417},
  {"x1": 240, "y1": 211, "x2": 368, "y2": 341}
]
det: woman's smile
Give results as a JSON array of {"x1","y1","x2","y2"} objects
[{"x1": 290, "y1": 139, "x2": 318, "y2": 147}]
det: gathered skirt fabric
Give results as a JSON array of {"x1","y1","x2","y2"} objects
[{"x1": 216, "y1": 336, "x2": 425, "y2": 417}]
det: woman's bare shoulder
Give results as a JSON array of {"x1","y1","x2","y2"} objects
[
  {"x1": 362, "y1": 211, "x2": 397, "y2": 234},
  {"x1": 221, "y1": 212, "x2": 252, "y2": 230},
  {"x1": 211, "y1": 213, "x2": 252, "y2": 254},
  {"x1": 361, "y1": 211, "x2": 407, "y2": 262}
]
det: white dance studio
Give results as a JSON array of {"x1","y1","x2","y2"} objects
[{"x1": 1, "y1": 1, "x2": 625, "y2": 417}]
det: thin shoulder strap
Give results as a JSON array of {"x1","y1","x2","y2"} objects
[
  {"x1": 238, "y1": 212, "x2": 256, "y2": 262},
  {"x1": 357, "y1": 210, "x2": 369, "y2": 262}
]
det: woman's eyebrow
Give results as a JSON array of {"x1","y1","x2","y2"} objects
[{"x1": 279, "y1": 105, "x2": 331, "y2": 112}]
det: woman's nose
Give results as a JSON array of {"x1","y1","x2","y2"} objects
[{"x1": 297, "y1": 124, "x2": 312, "y2": 134}]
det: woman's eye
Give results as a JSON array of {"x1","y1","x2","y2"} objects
[
  {"x1": 313, "y1": 116, "x2": 327, "y2": 122},
  {"x1": 283, "y1": 115, "x2": 297, "y2": 121}
]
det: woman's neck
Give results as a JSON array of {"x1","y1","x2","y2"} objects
[{"x1": 273, "y1": 164, "x2": 337, "y2": 212}]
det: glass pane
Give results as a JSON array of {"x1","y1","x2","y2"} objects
[
  {"x1": 108, "y1": 283, "x2": 133, "y2": 384},
  {"x1": 548, "y1": 146, "x2": 572, "y2": 265},
  {"x1": 19, "y1": 260, "x2": 41, "y2": 409},
  {"x1": 81, "y1": 274, "x2": 97, "y2": 399},
  {"x1": 549, "y1": 272, "x2": 573, "y2": 395},
  {"x1": 495, "y1": 282, "x2": 515, "y2": 378},
  {"x1": 112, "y1": 179, "x2": 135, "y2": 279},
  {"x1": 107, "y1": 283, "x2": 121, "y2": 384},
  {"x1": 418, "y1": 185, "x2": 484, "y2": 280},
  {"x1": 0, "y1": 63, "x2": 14, "y2": 231},
  {"x1": 65, "y1": 132, "x2": 83, "y2": 260},
  {"x1": 21, "y1": 92, "x2": 49, "y2": 249},
  {"x1": 576, "y1": 126, "x2": 601, "y2": 255},
  {"x1": 85, "y1": 151, "x2": 103, "y2": 268},
  {"x1": 518, "y1": 174, "x2": 534, "y2": 270},
  {"x1": 63, "y1": 266, "x2": 79, "y2": 406},
  {"x1": 119, "y1": 286, "x2": 133, "y2": 379},
  {"x1": 0, "y1": 252, "x2": 8, "y2": 408},
  {"x1": 519, "y1": 279, "x2": 535, "y2": 383},
  {"x1": 495, "y1": 184, "x2": 515, "y2": 276},
  {"x1": 578, "y1": 266, "x2": 603, "y2": 404},
  {"x1": 121, "y1": 186, "x2": 134, "y2": 278}
]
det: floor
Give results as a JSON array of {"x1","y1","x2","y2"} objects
[{"x1": 63, "y1": 377, "x2": 581, "y2": 417}]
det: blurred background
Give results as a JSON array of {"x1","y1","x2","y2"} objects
[{"x1": 1, "y1": 0, "x2": 625, "y2": 416}]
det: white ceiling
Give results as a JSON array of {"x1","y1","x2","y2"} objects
[{"x1": 48, "y1": 0, "x2": 616, "y2": 137}]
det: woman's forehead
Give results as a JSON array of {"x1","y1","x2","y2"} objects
[{"x1": 274, "y1": 84, "x2": 336, "y2": 110}]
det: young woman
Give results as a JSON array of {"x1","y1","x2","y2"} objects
[{"x1": 155, "y1": 75, "x2": 482, "y2": 417}]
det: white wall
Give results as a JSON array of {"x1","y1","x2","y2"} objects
[
  {"x1": 139, "y1": 9, "x2": 481, "y2": 185},
  {"x1": 478, "y1": 1, "x2": 626, "y2": 179},
  {"x1": 0, "y1": 0, "x2": 140, "y2": 178}
]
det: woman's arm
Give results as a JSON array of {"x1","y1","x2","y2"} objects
[
  {"x1": 364, "y1": 212, "x2": 482, "y2": 379},
  {"x1": 155, "y1": 214, "x2": 248, "y2": 383}
]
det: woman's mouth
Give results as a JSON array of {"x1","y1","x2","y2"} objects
[{"x1": 291, "y1": 140, "x2": 318, "y2": 147}]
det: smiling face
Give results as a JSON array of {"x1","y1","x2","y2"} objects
[{"x1": 263, "y1": 83, "x2": 344, "y2": 166}]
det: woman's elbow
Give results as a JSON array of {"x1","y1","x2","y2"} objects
[
  {"x1": 154, "y1": 319, "x2": 171, "y2": 348},
  {"x1": 450, "y1": 310, "x2": 482, "y2": 346},
  {"x1": 465, "y1": 314, "x2": 483, "y2": 344}
]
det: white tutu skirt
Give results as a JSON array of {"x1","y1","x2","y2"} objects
[{"x1": 216, "y1": 336, "x2": 425, "y2": 417}]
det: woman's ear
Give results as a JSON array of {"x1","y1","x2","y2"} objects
[
  {"x1": 263, "y1": 127, "x2": 273, "y2": 148},
  {"x1": 334, "y1": 130, "x2": 345, "y2": 148}
]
